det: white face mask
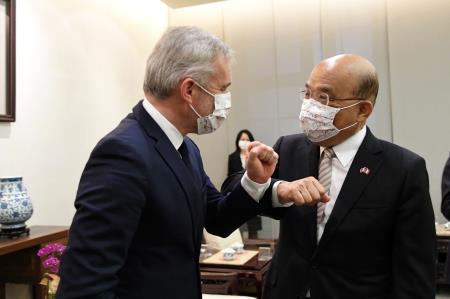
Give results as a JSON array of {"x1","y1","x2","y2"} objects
[
  {"x1": 299, "y1": 98, "x2": 360, "y2": 142},
  {"x1": 190, "y1": 81, "x2": 231, "y2": 135},
  {"x1": 238, "y1": 140, "x2": 250, "y2": 151}
]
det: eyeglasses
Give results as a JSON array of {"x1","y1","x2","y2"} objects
[{"x1": 300, "y1": 90, "x2": 365, "y2": 106}]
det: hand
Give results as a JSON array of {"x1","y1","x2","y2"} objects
[
  {"x1": 277, "y1": 177, "x2": 331, "y2": 205},
  {"x1": 246, "y1": 141, "x2": 279, "y2": 184}
]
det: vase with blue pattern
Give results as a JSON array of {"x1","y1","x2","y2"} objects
[{"x1": 0, "y1": 177, "x2": 33, "y2": 235}]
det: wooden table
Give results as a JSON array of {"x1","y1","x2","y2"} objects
[
  {"x1": 200, "y1": 253, "x2": 271, "y2": 299},
  {"x1": 0, "y1": 226, "x2": 69, "y2": 299},
  {"x1": 437, "y1": 224, "x2": 450, "y2": 286}
]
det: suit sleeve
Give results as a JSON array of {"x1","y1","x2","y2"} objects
[
  {"x1": 190, "y1": 142, "x2": 273, "y2": 238},
  {"x1": 261, "y1": 136, "x2": 291, "y2": 220},
  {"x1": 56, "y1": 138, "x2": 148, "y2": 299},
  {"x1": 204, "y1": 173, "x2": 274, "y2": 237},
  {"x1": 391, "y1": 157, "x2": 436, "y2": 298},
  {"x1": 441, "y1": 155, "x2": 450, "y2": 220}
]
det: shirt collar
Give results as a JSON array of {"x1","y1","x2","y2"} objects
[
  {"x1": 320, "y1": 125, "x2": 367, "y2": 168},
  {"x1": 142, "y1": 98, "x2": 184, "y2": 150}
]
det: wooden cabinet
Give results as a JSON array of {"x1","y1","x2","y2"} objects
[{"x1": 0, "y1": 226, "x2": 68, "y2": 299}]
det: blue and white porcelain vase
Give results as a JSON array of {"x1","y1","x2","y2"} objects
[{"x1": 0, "y1": 177, "x2": 33, "y2": 231}]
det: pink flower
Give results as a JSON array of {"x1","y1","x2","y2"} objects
[
  {"x1": 37, "y1": 243, "x2": 66, "y2": 257},
  {"x1": 43, "y1": 256, "x2": 60, "y2": 274},
  {"x1": 37, "y1": 243, "x2": 66, "y2": 274}
]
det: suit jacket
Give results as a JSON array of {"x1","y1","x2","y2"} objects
[
  {"x1": 441, "y1": 154, "x2": 450, "y2": 220},
  {"x1": 56, "y1": 101, "x2": 273, "y2": 299},
  {"x1": 263, "y1": 128, "x2": 436, "y2": 299},
  {"x1": 228, "y1": 150, "x2": 244, "y2": 177}
]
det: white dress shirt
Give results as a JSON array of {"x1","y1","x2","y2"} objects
[
  {"x1": 317, "y1": 125, "x2": 367, "y2": 242},
  {"x1": 240, "y1": 153, "x2": 246, "y2": 169},
  {"x1": 142, "y1": 99, "x2": 270, "y2": 203}
]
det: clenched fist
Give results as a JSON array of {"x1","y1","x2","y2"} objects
[
  {"x1": 246, "y1": 141, "x2": 279, "y2": 184},
  {"x1": 277, "y1": 177, "x2": 330, "y2": 205}
]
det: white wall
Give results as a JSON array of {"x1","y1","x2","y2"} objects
[
  {"x1": 0, "y1": 2, "x2": 6, "y2": 115},
  {"x1": 0, "y1": 0, "x2": 168, "y2": 226},
  {"x1": 387, "y1": 0, "x2": 450, "y2": 222},
  {"x1": 0, "y1": 1, "x2": 168, "y2": 296}
]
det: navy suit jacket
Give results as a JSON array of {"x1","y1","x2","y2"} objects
[
  {"x1": 56, "y1": 101, "x2": 273, "y2": 299},
  {"x1": 262, "y1": 128, "x2": 436, "y2": 299},
  {"x1": 441, "y1": 153, "x2": 450, "y2": 219}
]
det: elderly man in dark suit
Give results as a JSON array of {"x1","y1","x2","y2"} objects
[
  {"x1": 56, "y1": 26, "x2": 327, "y2": 299},
  {"x1": 441, "y1": 154, "x2": 450, "y2": 219},
  {"x1": 263, "y1": 54, "x2": 436, "y2": 299}
]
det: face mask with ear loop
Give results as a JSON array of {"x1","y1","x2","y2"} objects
[
  {"x1": 238, "y1": 140, "x2": 250, "y2": 151},
  {"x1": 189, "y1": 81, "x2": 232, "y2": 135},
  {"x1": 299, "y1": 98, "x2": 362, "y2": 142}
]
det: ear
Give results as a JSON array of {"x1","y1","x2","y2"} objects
[
  {"x1": 179, "y1": 78, "x2": 196, "y2": 104},
  {"x1": 356, "y1": 100, "x2": 373, "y2": 122}
]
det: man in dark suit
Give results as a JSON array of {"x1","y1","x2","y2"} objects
[
  {"x1": 263, "y1": 54, "x2": 436, "y2": 299},
  {"x1": 441, "y1": 154, "x2": 450, "y2": 219},
  {"x1": 56, "y1": 27, "x2": 327, "y2": 299}
]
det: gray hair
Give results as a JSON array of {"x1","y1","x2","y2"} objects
[
  {"x1": 355, "y1": 70, "x2": 379, "y2": 105},
  {"x1": 143, "y1": 26, "x2": 233, "y2": 99}
]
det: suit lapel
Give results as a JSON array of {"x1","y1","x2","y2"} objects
[
  {"x1": 313, "y1": 129, "x2": 383, "y2": 257},
  {"x1": 132, "y1": 101, "x2": 203, "y2": 250}
]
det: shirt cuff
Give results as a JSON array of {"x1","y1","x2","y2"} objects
[
  {"x1": 272, "y1": 181, "x2": 294, "y2": 208},
  {"x1": 240, "y1": 171, "x2": 271, "y2": 202}
]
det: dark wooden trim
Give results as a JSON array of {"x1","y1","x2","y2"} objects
[
  {"x1": 0, "y1": 0, "x2": 16, "y2": 122},
  {"x1": 0, "y1": 226, "x2": 69, "y2": 256},
  {"x1": 0, "y1": 226, "x2": 69, "y2": 299}
]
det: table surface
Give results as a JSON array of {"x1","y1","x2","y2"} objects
[
  {"x1": 437, "y1": 224, "x2": 450, "y2": 237},
  {"x1": 200, "y1": 254, "x2": 271, "y2": 271},
  {"x1": 0, "y1": 225, "x2": 69, "y2": 256}
]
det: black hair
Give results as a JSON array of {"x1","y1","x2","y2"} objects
[{"x1": 234, "y1": 129, "x2": 254, "y2": 152}]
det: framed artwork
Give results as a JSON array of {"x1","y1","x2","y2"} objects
[{"x1": 0, "y1": 0, "x2": 15, "y2": 122}]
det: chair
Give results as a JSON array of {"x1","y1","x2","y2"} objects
[
  {"x1": 202, "y1": 295, "x2": 256, "y2": 299},
  {"x1": 201, "y1": 272, "x2": 256, "y2": 299},
  {"x1": 201, "y1": 272, "x2": 239, "y2": 294},
  {"x1": 201, "y1": 229, "x2": 276, "y2": 298}
]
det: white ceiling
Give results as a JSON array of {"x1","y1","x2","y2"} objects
[{"x1": 161, "y1": 0, "x2": 226, "y2": 9}]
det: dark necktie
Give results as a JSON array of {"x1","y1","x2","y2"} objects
[
  {"x1": 178, "y1": 141, "x2": 202, "y2": 190},
  {"x1": 178, "y1": 141, "x2": 194, "y2": 174}
]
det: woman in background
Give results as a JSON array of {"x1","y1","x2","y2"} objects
[
  {"x1": 226, "y1": 129, "x2": 262, "y2": 239},
  {"x1": 227, "y1": 129, "x2": 254, "y2": 177}
]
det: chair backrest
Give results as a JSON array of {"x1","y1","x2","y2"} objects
[
  {"x1": 201, "y1": 272, "x2": 238, "y2": 295},
  {"x1": 202, "y1": 295, "x2": 256, "y2": 299},
  {"x1": 203, "y1": 229, "x2": 243, "y2": 251}
]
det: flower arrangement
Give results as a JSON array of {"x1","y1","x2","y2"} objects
[{"x1": 37, "y1": 243, "x2": 66, "y2": 299}]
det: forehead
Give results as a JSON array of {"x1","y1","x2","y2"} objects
[
  {"x1": 240, "y1": 133, "x2": 249, "y2": 139},
  {"x1": 209, "y1": 53, "x2": 232, "y2": 89},
  {"x1": 306, "y1": 64, "x2": 357, "y2": 96}
]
